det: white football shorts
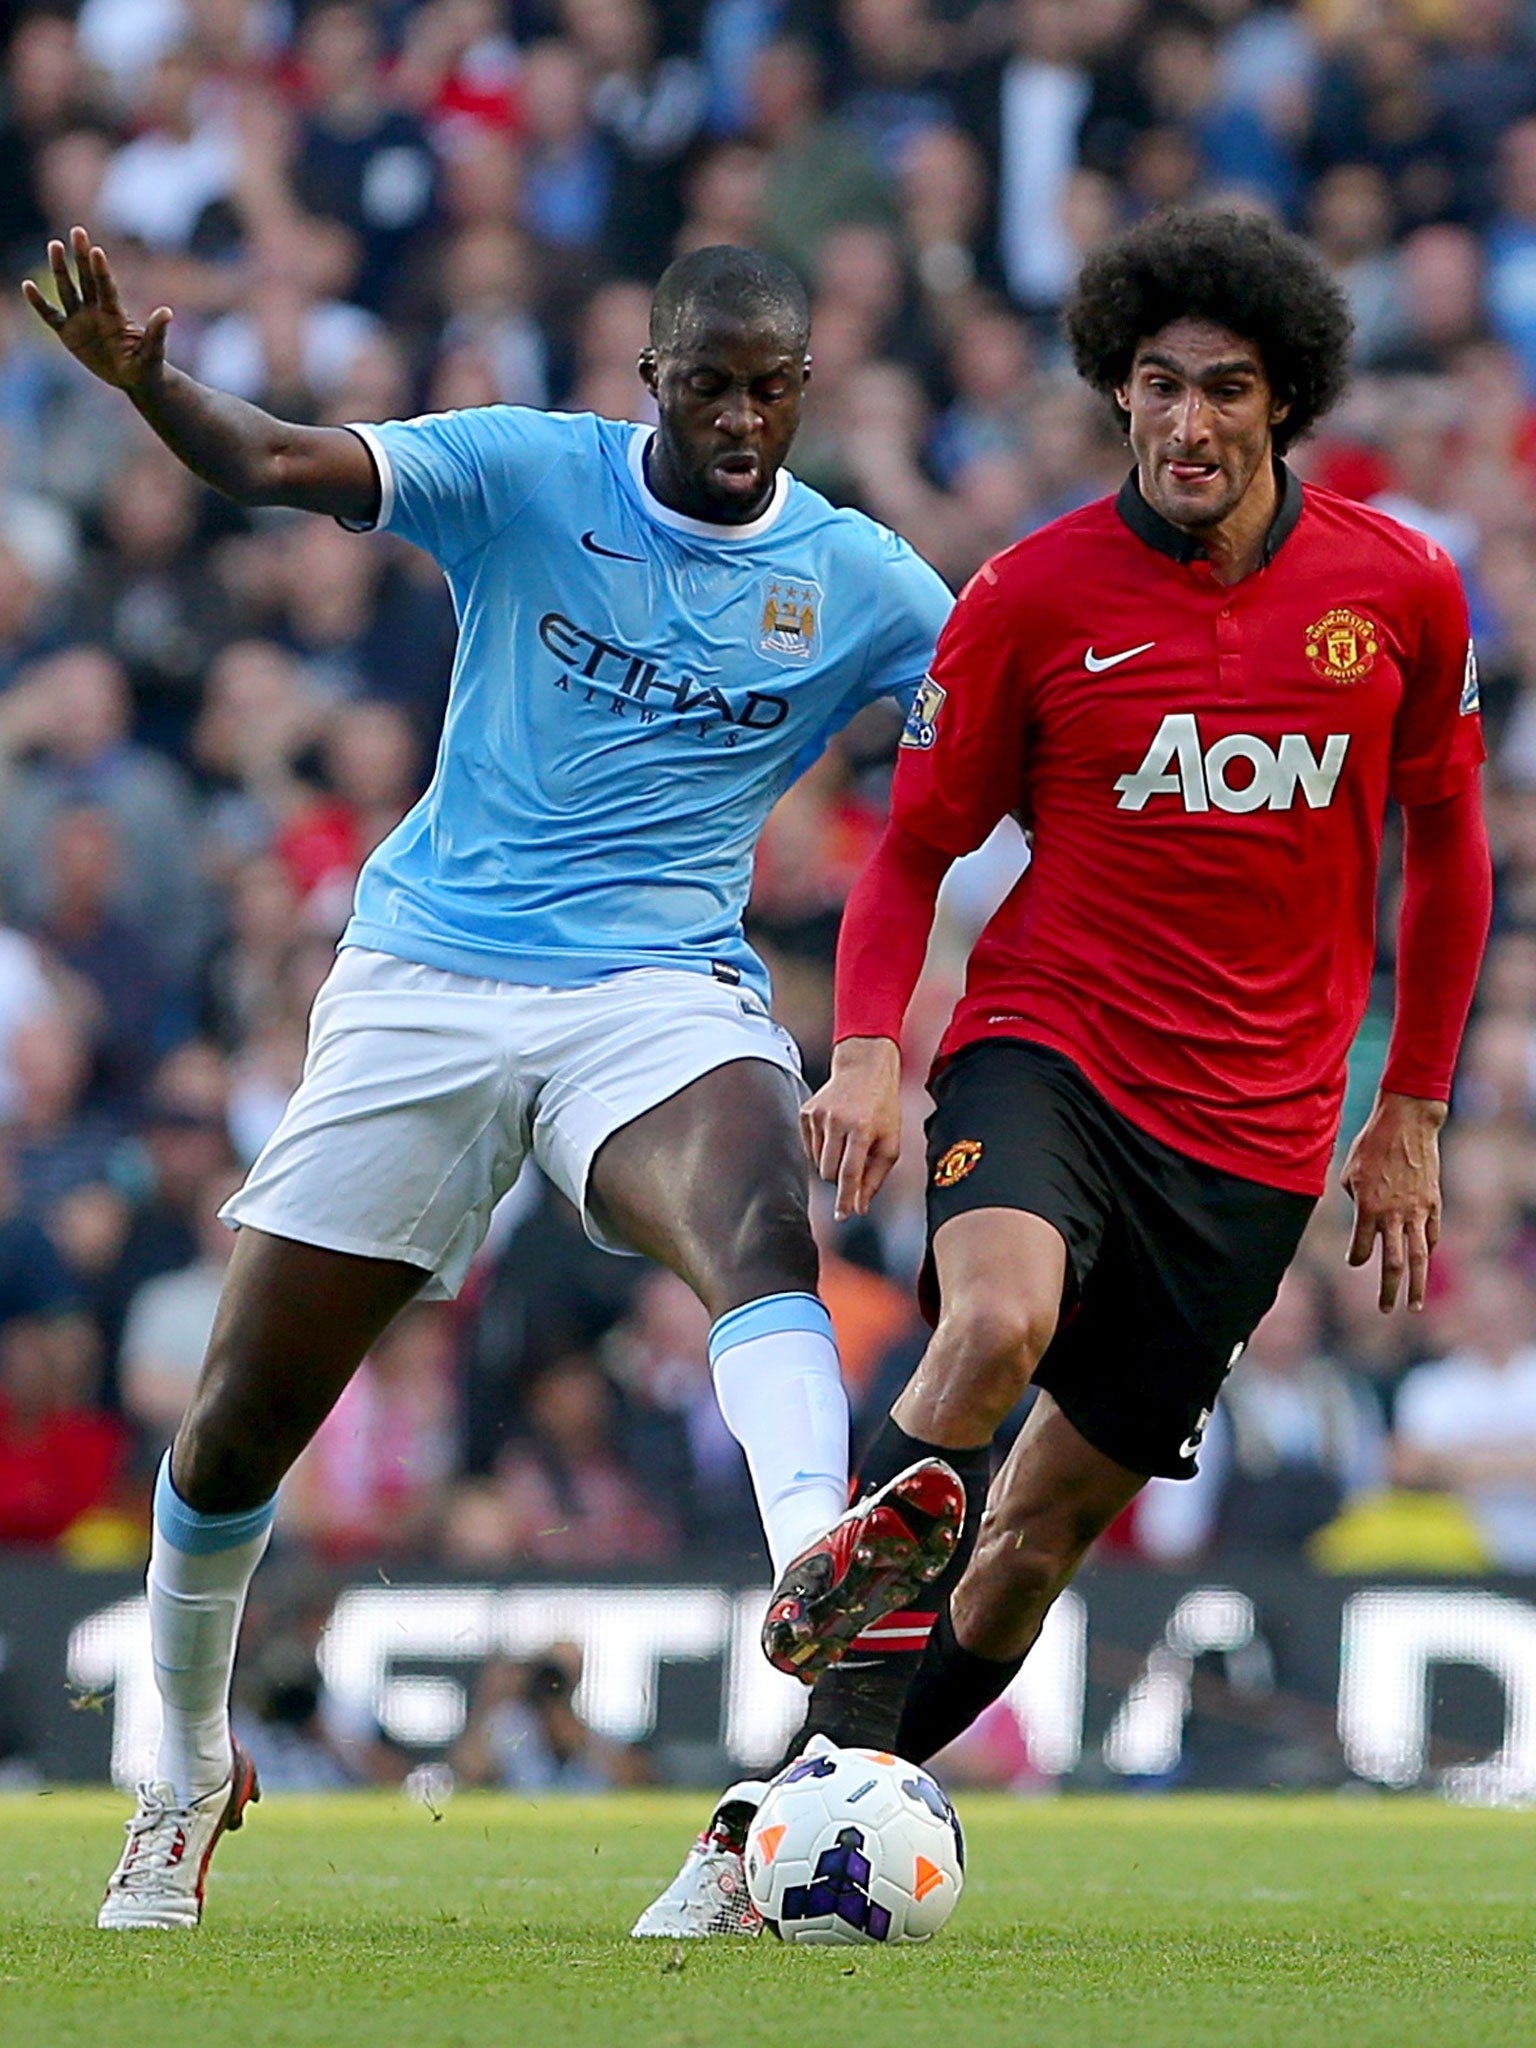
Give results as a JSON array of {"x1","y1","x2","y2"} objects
[{"x1": 221, "y1": 947, "x2": 804, "y2": 1295}]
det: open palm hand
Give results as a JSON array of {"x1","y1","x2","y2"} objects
[{"x1": 21, "y1": 226, "x2": 172, "y2": 393}]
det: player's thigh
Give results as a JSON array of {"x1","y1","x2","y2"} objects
[
  {"x1": 535, "y1": 970, "x2": 811, "y2": 1301},
  {"x1": 175, "y1": 1226, "x2": 428, "y2": 1509},
  {"x1": 918, "y1": 1040, "x2": 1116, "y2": 1340},
  {"x1": 588, "y1": 1055, "x2": 815, "y2": 1302},
  {"x1": 926, "y1": 1206, "x2": 1071, "y2": 1377}
]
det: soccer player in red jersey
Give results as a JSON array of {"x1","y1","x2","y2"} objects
[
  {"x1": 638, "y1": 211, "x2": 1496, "y2": 1926},
  {"x1": 782, "y1": 206, "x2": 1494, "y2": 1769},
  {"x1": 640, "y1": 208, "x2": 1490, "y2": 1929}
]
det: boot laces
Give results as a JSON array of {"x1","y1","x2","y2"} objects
[{"x1": 112, "y1": 1785, "x2": 200, "y2": 1889}]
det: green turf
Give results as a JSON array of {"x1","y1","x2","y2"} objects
[{"x1": 0, "y1": 1790, "x2": 1531, "y2": 2047}]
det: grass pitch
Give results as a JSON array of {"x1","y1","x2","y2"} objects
[{"x1": 0, "y1": 1791, "x2": 1531, "y2": 2047}]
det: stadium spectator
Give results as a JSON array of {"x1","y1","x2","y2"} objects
[
  {"x1": 600, "y1": 1267, "x2": 752, "y2": 1546},
  {"x1": 456, "y1": 1177, "x2": 642, "y2": 1479},
  {"x1": 96, "y1": 45, "x2": 239, "y2": 255},
  {"x1": 1308, "y1": 163, "x2": 1409, "y2": 367},
  {"x1": 0, "y1": 644, "x2": 210, "y2": 986},
  {"x1": 516, "y1": 37, "x2": 610, "y2": 259},
  {"x1": 0, "y1": 1303, "x2": 123, "y2": 1546},
  {"x1": 1393, "y1": 1260, "x2": 1536, "y2": 1568},
  {"x1": 569, "y1": 0, "x2": 709, "y2": 280},
  {"x1": 1137, "y1": 1266, "x2": 1388, "y2": 1561},
  {"x1": 6, "y1": 1006, "x2": 127, "y2": 1228},
  {"x1": 955, "y1": 0, "x2": 1094, "y2": 314},
  {"x1": 81, "y1": 1044, "x2": 236, "y2": 1386},
  {"x1": 289, "y1": 0, "x2": 439, "y2": 317},
  {"x1": 450, "y1": 1644, "x2": 649, "y2": 1791},
  {"x1": 119, "y1": 1164, "x2": 242, "y2": 1456},
  {"x1": 748, "y1": 36, "x2": 893, "y2": 277},
  {"x1": 444, "y1": 1351, "x2": 676, "y2": 1569},
  {"x1": 896, "y1": 123, "x2": 994, "y2": 312},
  {"x1": 231, "y1": 1635, "x2": 358, "y2": 1791},
  {"x1": 280, "y1": 1302, "x2": 456, "y2": 1563},
  {"x1": 75, "y1": 444, "x2": 235, "y2": 758},
  {"x1": 29, "y1": 801, "x2": 166, "y2": 1115},
  {"x1": 0, "y1": 13, "x2": 100, "y2": 275}
]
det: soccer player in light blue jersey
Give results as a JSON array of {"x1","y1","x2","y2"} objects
[{"x1": 28, "y1": 230, "x2": 963, "y2": 1932}]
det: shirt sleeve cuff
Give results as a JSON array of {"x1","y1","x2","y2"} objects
[{"x1": 336, "y1": 423, "x2": 395, "y2": 533}]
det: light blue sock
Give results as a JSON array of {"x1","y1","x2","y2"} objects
[{"x1": 709, "y1": 1293, "x2": 849, "y2": 1577}]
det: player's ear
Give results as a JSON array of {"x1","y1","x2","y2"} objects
[
  {"x1": 637, "y1": 348, "x2": 659, "y2": 397},
  {"x1": 801, "y1": 353, "x2": 812, "y2": 388}
]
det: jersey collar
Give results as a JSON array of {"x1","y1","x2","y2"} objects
[
  {"x1": 1115, "y1": 460, "x2": 1303, "y2": 568},
  {"x1": 626, "y1": 425, "x2": 791, "y2": 541}
]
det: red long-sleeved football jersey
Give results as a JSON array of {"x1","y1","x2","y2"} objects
[{"x1": 886, "y1": 469, "x2": 1486, "y2": 1194}]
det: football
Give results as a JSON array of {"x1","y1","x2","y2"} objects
[{"x1": 743, "y1": 1744, "x2": 965, "y2": 1945}]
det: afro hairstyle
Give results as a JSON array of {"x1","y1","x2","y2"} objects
[{"x1": 1064, "y1": 209, "x2": 1353, "y2": 453}]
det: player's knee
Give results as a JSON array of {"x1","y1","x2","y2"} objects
[
  {"x1": 936, "y1": 1293, "x2": 1057, "y2": 1409},
  {"x1": 707, "y1": 1182, "x2": 819, "y2": 1309}
]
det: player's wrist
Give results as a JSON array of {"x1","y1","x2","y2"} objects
[
  {"x1": 830, "y1": 1033, "x2": 901, "y2": 1075},
  {"x1": 1375, "y1": 1089, "x2": 1449, "y2": 1130}
]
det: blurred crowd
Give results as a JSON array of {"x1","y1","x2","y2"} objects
[{"x1": 4, "y1": 0, "x2": 1536, "y2": 1591}]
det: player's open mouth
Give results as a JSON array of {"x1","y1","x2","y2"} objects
[
  {"x1": 1166, "y1": 461, "x2": 1221, "y2": 484},
  {"x1": 711, "y1": 452, "x2": 762, "y2": 492}
]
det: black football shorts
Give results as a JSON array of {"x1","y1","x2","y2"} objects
[{"x1": 921, "y1": 1039, "x2": 1315, "y2": 1479}]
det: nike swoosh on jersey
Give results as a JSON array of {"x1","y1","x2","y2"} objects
[
  {"x1": 581, "y1": 530, "x2": 644, "y2": 561},
  {"x1": 1084, "y1": 641, "x2": 1156, "y2": 672}
]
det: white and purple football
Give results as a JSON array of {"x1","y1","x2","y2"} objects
[{"x1": 744, "y1": 1743, "x2": 965, "y2": 1945}]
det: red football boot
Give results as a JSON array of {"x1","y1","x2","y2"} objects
[{"x1": 761, "y1": 1458, "x2": 964, "y2": 1683}]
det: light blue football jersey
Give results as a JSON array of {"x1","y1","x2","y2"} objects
[{"x1": 341, "y1": 409, "x2": 952, "y2": 1002}]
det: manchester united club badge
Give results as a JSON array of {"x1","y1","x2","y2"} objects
[
  {"x1": 933, "y1": 1139, "x2": 983, "y2": 1188},
  {"x1": 1304, "y1": 607, "x2": 1380, "y2": 683}
]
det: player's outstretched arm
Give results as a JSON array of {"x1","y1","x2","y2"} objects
[{"x1": 21, "y1": 228, "x2": 377, "y2": 522}]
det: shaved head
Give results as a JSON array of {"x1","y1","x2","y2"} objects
[{"x1": 649, "y1": 244, "x2": 810, "y2": 358}]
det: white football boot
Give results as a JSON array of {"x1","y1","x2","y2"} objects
[
  {"x1": 630, "y1": 1778, "x2": 768, "y2": 1938},
  {"x1": 97, "y1": 1745, "x2": 260, "y2": 1930}
]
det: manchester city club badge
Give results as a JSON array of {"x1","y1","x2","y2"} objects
[{"x1": 756, "y1": 578, "x2": 821, "y2": 662}]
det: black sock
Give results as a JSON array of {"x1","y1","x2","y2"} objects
[
  {"x1": 783, "y1": 1418, "x2": 992, "y2": 1762},
  {"x1": 895, "y1": 1605, "x2": 1024, "y2": 1765}
]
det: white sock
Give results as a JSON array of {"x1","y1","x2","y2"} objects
[
  {"x1": 709, "y1": 1293, "x2": 849, "y2": 1578},
  {"x1": 148, "y1": 1455, "x2": 275, "y2": 1804}
]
